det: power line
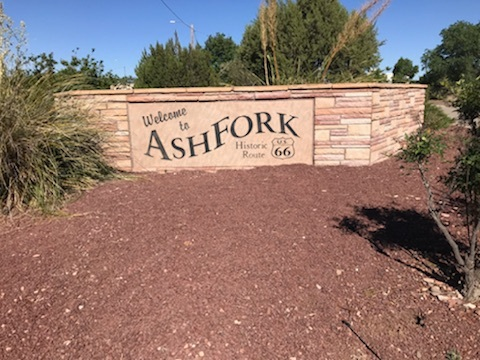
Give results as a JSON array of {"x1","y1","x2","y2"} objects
[
  {"x1": 159, "y1": 0, "x2": 200, "y2": 47},
  {"x1": 159, "y1": 0, "x2": 190, "y2": 29}
]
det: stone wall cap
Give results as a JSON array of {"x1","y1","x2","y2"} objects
[{"x1": 61, "y1": 83, "x2": 427, "y2": 97}]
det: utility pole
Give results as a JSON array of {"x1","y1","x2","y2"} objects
[
  {"x1": 170, "y1": 20, "x2": 194, "y2": 48},
  {"x1": 189, "y1": 24, "x2": 195, "y2": 49}
]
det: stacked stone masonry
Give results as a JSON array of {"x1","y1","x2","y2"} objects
[{"x1": 66, "y1": 83, "x2": 426, "y2": 172}]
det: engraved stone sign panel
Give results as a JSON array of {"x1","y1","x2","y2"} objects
[{"x1": 127, "y1": 99, "x2": 314, "y2": 171}]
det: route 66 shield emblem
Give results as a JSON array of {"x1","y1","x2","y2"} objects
[{"x1": 272, "y1": 138, "x2": 295, "y2": 159}]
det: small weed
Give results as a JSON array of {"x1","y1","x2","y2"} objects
[
  {"x1": 415, "y1": 312, "x2": 426, "y2": 327},
  {"x1": 446, "y1": 348, "x2": 462, "y2": 360}
]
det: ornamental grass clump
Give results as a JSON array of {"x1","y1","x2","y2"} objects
[
  {"x1": 0, "y1": 70, "x2": 116, "y2": 214},
  {"x1": 0, "y1": 4, "x2": 116, "y2": 215}
]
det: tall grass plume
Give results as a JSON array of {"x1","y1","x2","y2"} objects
[{"x1": 0, "y1": 70, "x2": 116, "y2": 214}]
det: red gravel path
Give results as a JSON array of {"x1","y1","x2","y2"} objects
[{"x1": 1, "y1": 130, "x2": 479, "y2": 359}]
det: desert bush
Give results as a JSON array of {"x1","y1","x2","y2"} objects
[
  {"x1": 398, "y1": 77, "x2": 480, "y2": 302},
  {"x1": 0, "y1": 69, "x2": 115, "y2": 214}
]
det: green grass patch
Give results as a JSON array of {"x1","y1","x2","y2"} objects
[{"x1": 423, "y1": 101, "x2": 455, "y2": 130}]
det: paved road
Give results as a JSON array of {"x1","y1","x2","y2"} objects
[{"x1": 429, "y1": 100, "x2": 460, "y2": 120}]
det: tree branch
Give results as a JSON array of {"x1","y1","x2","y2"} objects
[{"x1": 419, "y1": 163, "x2": 466, "y2": 268}]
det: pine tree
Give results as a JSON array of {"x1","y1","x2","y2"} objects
[
  {"x1": 238, "y1": 0, "x2": 382, "y2": 84},
  {"x1": 135, "y1": 33, "x2": 217, "y2": 88}
]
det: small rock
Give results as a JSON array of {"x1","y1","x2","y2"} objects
[
  {"x1": 423, "y1": 277, "x2": 435, "y2": 284},
  {"x1": 336, "y1": 269, "x2": 344, "y2": 276},
  {"x1": 315, "y1": 284, "x2": 322, "y2": 290},
  {"x1": 430, "y1": 286, "x2": 441, "y2": 295},
  {"x1": 437, "y1": 294, "x2": 450, "y2": 302},
  {"x1": 463, "y1": 303, "x2": 476, "y2": 310},
  {"x1": 441, "y1": 213, "x2": 450, "y2": 218},
  {"x1": 234, "y1": 320, "x2": 241, "y2": 325},
  {"x1": 447, "y1": 298, "x2": 461, "y2": 308}
]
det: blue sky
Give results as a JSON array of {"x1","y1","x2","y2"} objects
[{"x1": 3, "y1": 0, "x2": 480, "y2": 78}]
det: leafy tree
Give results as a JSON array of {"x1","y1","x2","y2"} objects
[
  {"x1": 238, "y1": 0, "x2": 383, "y2": 84},
  {"x1": 274, "y1": 0, "x2": 308, "y2": 81},
  {"x1": 421, "y1": 21, "x2": 480, "y2": 97},
  {"x1": 392, "y1": 57, "x2": 418, "y2": 83},
  {"x1": 28, "y1": 52, "x2": 57, "y2": 75},
  {"x1": 57, "y1": 48, "x2": 119, "y2": 89},
  {"x1": 318, "y1": 0, "x2": 388, "y2": 82},
  {"x1": 28, "y1": 49, "x2": 120, "y2": 90},
  {"x1": 135, "y1": 33, "x2": 218, "y2": 88},
  {"x1": 135, "y1": 38, "x2": 181, "y2": 88},
  {"x1": 204, "y1": 33, "x2": 238, "y2": 72},
  {"x1": 236, "y1": 20, "x2": 264, "y2": 83},
  {"x1": 179, "y1": 44, "x2": 218, "y2": 87},
  {"x1": 398, "y1": 76, "x2": 480, "y2": 302}
]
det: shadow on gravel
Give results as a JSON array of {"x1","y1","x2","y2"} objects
[{"x1": 336, "y1": 206, "x2": 464, "y2": 289}]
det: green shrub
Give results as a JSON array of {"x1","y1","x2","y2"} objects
[
  {"x1": 454, "y1": 77, "x2": 480, "y2": 133},
  {"x1": 423, "y1": 101, "x2": 454, "y2": 130},
  {"x1": 0, "y1": 70, "x2": 116, "y2": 214}
]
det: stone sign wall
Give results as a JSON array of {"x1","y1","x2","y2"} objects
[
  {"x1": 65, "y1": 83, "x2": 426, "y2": 172},
  {"x1": 128, "y1": 99, "x2": 313, "y2": 171}
]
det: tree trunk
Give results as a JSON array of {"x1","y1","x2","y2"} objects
[{"x1": 463, "y1": 267, "x2": 480, "y2": 302}]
